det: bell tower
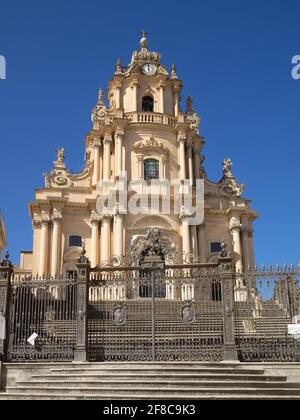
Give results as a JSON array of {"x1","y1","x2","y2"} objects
[{"x1": 105, "y1": 31, "x2": 183, "y2": 116}]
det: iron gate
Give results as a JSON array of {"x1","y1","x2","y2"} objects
[
  {"x1": 7, "y1": 275, "x2": 77, "y2": 362},
  {"x1": 87, "y1": 265, "x2": 224, "y2": 362}
]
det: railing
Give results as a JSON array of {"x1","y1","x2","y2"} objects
[{"x1": 125, "y1": 112, "x2": 178, "y2": 127}]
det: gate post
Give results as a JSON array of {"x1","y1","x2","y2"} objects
[
  {"x1": 74, "y1": 248, "x2": 90, "y2": 362},
  {"x1": 218, "y1": 256, "x2": 239, "y2": 362},
  {"x1": 0, "y1": 252, "x2": 13, "y2": 362}
]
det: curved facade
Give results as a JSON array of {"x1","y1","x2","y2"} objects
[{"x1": 22, "y1": 34, "x2": 258, "y2": 276}]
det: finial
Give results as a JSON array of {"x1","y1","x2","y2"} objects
[
  {"x1": 1, "y1": 250, "x2": 12, "y2": 268},
  {"x1": 140, "y1": 29, "x2": 148, "y2": 49},
  {"x1": 98, "y1": 88, "x2": 105, "y2": 105},
  {"x1": 115, "y1": 59, "x2": 122, "y2": 74}
]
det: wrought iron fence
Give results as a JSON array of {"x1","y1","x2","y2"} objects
[
  {"x1": 1, "y1": 252, "x2": 300, "y2": 364},
  {"x1": 7, "y1": 275, "x2": 77, "y2": 362},
  {"x1": 234, "y1": 266, "x2": 300, "y2": 362}
]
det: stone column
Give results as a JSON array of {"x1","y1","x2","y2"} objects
[
  {"x1": 113, "y1": 212, "x2": 124, "y2": 259},
  {"x1": 115, "y1": 83, "x2": 122, "y2": 110},
  {"x1": 114, "y1": 129, "x2": 124, "y2": 178},
  {"x1": 92, "y1": 141, "x2": 101, "y2": 186},
  {"x1": 38, "y1": 212, "x2": 50, "y2": 277},
  {"x1": 161, "y1": 155, "x2": 168, "y2": 180},
  {"x1": 241, "y1": 217, "x2": 251, "y2": 269},
  {"x1": 158, "y1": 83, "x2": 165, "y2": 114},
  {"x1": 131, "y1": 80, "x2": 139, "y2": 112},
  {"x1": 180, "y1": 215, "x2": 191, "y2": 259},
  {"x1": 137, "y1": 154, "x2": 144, "y2": 180},
  {"x1": 103, "y1": 135, "x2": 112, "y2": 180},
  {"x1": 248, "y1": 227, "x2": 255, "y2": 268},
  {"x1": 100, "y1": 215, "x2": 112, "y2": 264},
  {"x1": 191, "y1": 225, "x2": 198, "y2": 258},
  {"x1": 194, "y1": 146, "x2": 201, "y2": 180},
  {"x1": 178, "y1": 134, "x2": 187, "y2": 181},
  {"x1": 174, "y1": 87, "x2": 181, "y2": 117},
  {"x1": 187, "y1": 144, "x2": 193, "y2": 185},
  {"x1": 230, "y1": 217, "x2": 243, "y2": 273},
  {"x1": 90, "y1": 215, "x2": 100, "y2": 268},
  {"x1": 51, "y1": 210, "x2": 62, "y2": 277},
  {"x1": 230, "y1": 216, "x2": 247, "y2": 301},
  {"x1": 197, "y1": 223, "x2": 206, "y2": 263}
]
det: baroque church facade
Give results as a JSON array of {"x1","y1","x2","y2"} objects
[{"x1": 18, "y1": 34, "x2": 258, "y2": 278}]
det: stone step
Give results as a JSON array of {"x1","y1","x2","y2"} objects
[
  {"x1": 5, "y1": 386, "x2": 300, "y2": 396},
  {"x1": 30, "y1": 374, "x2": 285, "y2": 382},
  {"x1": 48, "y1": 367, "x2": 265, "y2": 375},
  {"x1": 15, "y1": 380, "x2": 297, "y2": 389},
  {"x1": 0, "y1": 393, "x2": 300, "y2": 400}
]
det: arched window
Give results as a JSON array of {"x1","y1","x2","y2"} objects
[
  {"x1": 144, "y1": 159, "x2": 160, "y2": 181},
  {"x1": 69, "y1": 235, "x2": 82, "y2": 248},
  {"x1": 142, "y1": 96, "x2": 154, "y2": 112}
]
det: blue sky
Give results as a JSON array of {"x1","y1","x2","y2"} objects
[{"x1": 0, "y1": 0, "x2": 299, "y2": 265}]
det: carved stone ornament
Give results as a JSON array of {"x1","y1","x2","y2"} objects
[
  {"x1": 133, "y1": 137, "x2": 169, "y2": 159},
  {"x1": 43, "y1": 148, "x2": 75, "y2": 189},
  {"x1": 113, "y1": 303, "x2": 127, "y2": 327},
  {"x1": 219, "y1": 158, "x2": 245, "y2": 198},
  {"x1": 181, "y1": 301, "x2": 196, "y2": 324},
  {"x1": 92, "y1": 88, "x2": 107, "y2": 122},
  {"x1": 130, "y1": 228, "x2": 176, "y2": 264}
]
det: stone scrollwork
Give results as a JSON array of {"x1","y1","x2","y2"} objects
[
  {"x1": 43, "y1": 148, "x2": 75, "y2": 189},
  {"x1": 133, "y1": 137, "x2": 169, "y2": 159}
]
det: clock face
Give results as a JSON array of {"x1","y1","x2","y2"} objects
[{"x1": 141, "y1": 63, "x2": 157, "y2": 76}]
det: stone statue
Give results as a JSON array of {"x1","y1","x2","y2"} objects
[
  {"x1": 43, "y1": 173, "x2": 52, "y2": 188},
  {"x1": 222, "y1": 158, "x2": 233, "y2": 178},
  {"x1": 186, "y1": 96, "x2": 195, "y2": 114},
  {"x1": 219, "y1": 240, "x2": 231, "y2": 258},
  {"x1": 55, "y1": 148, "x2": 65, "y2": 166}
]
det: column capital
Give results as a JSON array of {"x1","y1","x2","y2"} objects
[
  {"x1": 32, "y1": 213, "x2": 41, "y2": 229},
  {"x1": 156, "y1": 81, "x2": 166, "y2": 90},
  {"x1": 229, "y1": 216, "x2": 242, "y2": 234},
  {"x1": 101, "y1": 214, "x2": 113, "y2": 224},
  {"x1": 93, "y1": 139, "x2": 102, "y2": 148},
  {"x1": 115, "y1": 128, "x2": 125, "y2": 137},
  {"x1": 130, "y1": 79, "x2": 139, "y2": 88},
  {"x1": 52, "y1": 209, "x2": 62, "y2": 223},
  {"x1": 136, "y1": 153, "x2": 144, "y2": 163},
  {"x1": 103, "y1": 134, "x2": 113, "y2": 145},
  {"x1": 90, "y1": 210, "x2": 101, "y2": 223},
  {"x1": 177, "y1": 132, "x2": 187, "y2": 143},
  {"x1": 41, "y1": 211, "x2": 51, "y2": 225}
]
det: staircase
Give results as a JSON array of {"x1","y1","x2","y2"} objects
[{"x1": 1, "y1": 363, "x2": 300, "y2": 400}]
